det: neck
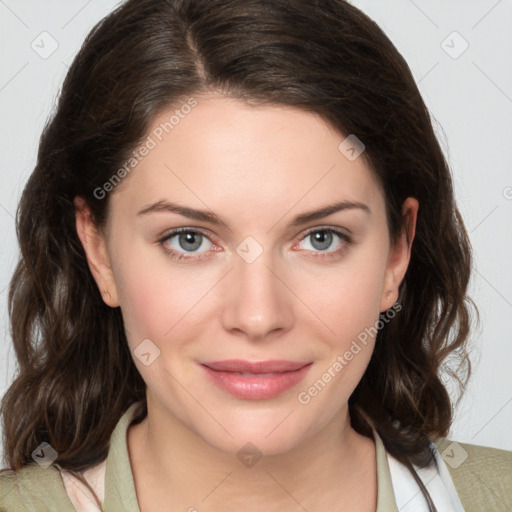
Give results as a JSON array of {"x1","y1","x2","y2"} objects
[{"x1": 127, "y1": 399, "x2": 377, "y2": 512}]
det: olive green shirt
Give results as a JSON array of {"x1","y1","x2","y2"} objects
[{"x1": 1, "y1": 403, "x2": 511, "y2": 511}]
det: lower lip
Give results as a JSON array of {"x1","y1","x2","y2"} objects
[{"x1": 200, "y1": 363, "x2": 313, "y2": 400}]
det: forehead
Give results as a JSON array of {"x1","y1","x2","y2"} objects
[{"x1": 109, "y1": 94, "x2": 384, "y2": 224}]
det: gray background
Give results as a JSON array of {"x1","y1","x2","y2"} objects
[{"x1": 1, "y1": 0, "x2": 511, "y2": 465}]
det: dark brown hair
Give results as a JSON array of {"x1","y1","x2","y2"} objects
[{"x1": 1, "y1": 0, "x2": 476, "y2": 509}]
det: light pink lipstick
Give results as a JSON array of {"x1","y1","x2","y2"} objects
[{"x1": 199, "y1": 359, "x2": 313, "y2": 400}]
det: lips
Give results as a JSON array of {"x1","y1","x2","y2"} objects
[
  {"x1": 201, "y1": 359, "x2": 309, "y2": 374},
  {"x1": 199, "y1": 359, "x2": 313, "y2": 399}
]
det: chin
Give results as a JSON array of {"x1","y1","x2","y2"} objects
[
  {"x1": 204, "y1": 429, "x2": 304, "y2": 459},
  {"x1": 192, "y1": 408, "x2": 313, "y2": 458}
]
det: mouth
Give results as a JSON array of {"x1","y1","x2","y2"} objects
[{"x1": 199, "y1": 359, "x2": 313, "y2": 400}]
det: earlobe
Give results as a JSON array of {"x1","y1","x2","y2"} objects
[
  {"x1": 379, "y1": 197, "x2": 419, "y2": 312},
  {"x1": 380, "y1": 289, "x2": 399, "y2": 313},
  {"x1": 74, "y1": 196, "x2": 120, "y2": 308}
]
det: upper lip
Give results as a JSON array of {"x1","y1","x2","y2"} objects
[{"x1": 201, "y1": 359, "x2": 311, "y2": 373}]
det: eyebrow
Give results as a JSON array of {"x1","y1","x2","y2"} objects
[{"x1": 137, "y1": 199, "x2": 371, "y2": 229}]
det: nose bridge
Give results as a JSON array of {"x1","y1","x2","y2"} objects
[{"x1": 221, "y1": 237, "x2": 292, "y2": 339}]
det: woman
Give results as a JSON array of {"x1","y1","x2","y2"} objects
[{"x1": 1, "y1": 0, "x2": 511, "y2": 510}]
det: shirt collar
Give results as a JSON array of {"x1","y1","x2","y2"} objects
[
  {"x1": 103, "y1": 402, "x2": 399, "y2": 511},
  {"x1": 373, "y1": 429, "x2": 399, "y2": 511},
  {"x1": 102, "y1": 402, "x2": 141, "y2": 511}
]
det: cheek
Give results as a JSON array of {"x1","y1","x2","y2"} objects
[
  {"x1": 112, "y1": 242, "x2": 211, "y2": 351},
  {"x1": 110, "y1": 239, "x2": 175, "y2": 346},
  {"x1": 293, "y1": 242, "x2": 388, "y2": 408},
  {"x1": 299, "y1": 247, "x2": 388, "y2": 343}
]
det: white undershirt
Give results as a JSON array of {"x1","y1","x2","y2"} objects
[{"x1": 386, "y1": 439, "x2": 465, "y2": 511}]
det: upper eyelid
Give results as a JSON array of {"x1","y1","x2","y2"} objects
[
  {"x1": 159, "y1": 226, "x2": 215, "y2": 244},
  {"x1": 301, "y1": 225, "x2": 351, "y2": 237}
]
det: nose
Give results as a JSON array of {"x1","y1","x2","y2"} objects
[{"x1": 220, "y1": 248, "x2": 294, "y2": 342}]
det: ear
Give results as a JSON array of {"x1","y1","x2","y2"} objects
[
  {"x1": 379, "y1": 197, "x2": 418, "y2": 312},
  {"x1": 74, "y1": 196, "x2": 120, "y2": 308}
]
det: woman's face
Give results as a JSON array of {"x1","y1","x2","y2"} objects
[{"x1": 77, "y1": 93, "x2": 416, "y2": 455}]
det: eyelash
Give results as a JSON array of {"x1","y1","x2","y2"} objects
[{"x1": 157, "y1": 226, "x2": 352, "y2": 262}]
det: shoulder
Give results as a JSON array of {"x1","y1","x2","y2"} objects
[
  {"x1": 434, "y1": 437, "x2": 512, "y2": 511},
  {"x1": 0, "y1": 463, "x2": 75, "y2": 511}
]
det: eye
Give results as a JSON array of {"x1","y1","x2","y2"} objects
[
  {"x1": 295, "y1": 227, "x2": 351, "y2": 259},
  {"x1": 158, "y1": 226, "x2": 352, "y2": 262},
  {"x1": 158, "y1": 228, "x2": 215, "y2": 261}
]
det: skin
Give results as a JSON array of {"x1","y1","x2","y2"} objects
[{"x1": 75, "y1": 93, "x2": 418, "y2": 512}]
